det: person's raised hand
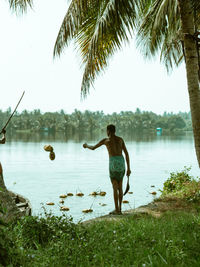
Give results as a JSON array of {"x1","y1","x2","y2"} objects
[{"x1": 83, "y1": 143, "x2": 88, "y2": 149}]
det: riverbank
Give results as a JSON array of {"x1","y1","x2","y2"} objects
[
  {"x1": 2, "y1": 198, "x2": 200, "y2": 266},
  {"x1": 83, "y1": 195, "x2": 198, "y2": 225},
  {"x1": 1, "y1": 167, "x2": 200, "y2": 266}
]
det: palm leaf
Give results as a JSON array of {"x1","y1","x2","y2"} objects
[
  {"x1": 8, "y1": 0, "x2": 33, "y2": 14},
  {"x1": 54, "y1": 0, "x2": 136, "y2": 96},
  {"x1": 136, "y1": 0, "x2": 183, "y2": 70}
]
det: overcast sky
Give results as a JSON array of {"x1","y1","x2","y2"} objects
[{"x1": 0, "y1": 0, "x2": 189, "y2": 115}]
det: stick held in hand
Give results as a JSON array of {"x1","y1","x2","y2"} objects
[{"x1": 0, "y1": 91, "x2": 25, "y2": 134}]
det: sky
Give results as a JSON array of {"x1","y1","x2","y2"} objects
[{"x1": 0, "y1": 0, "x2": 190, "y2": 115}]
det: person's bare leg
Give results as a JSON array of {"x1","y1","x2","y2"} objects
[
  {"x1": 111, "y1": 179, "x2": 119, "y2": 213},
  {"x1": 118, "y1": 180, "x2": 123, "y2": 213}
]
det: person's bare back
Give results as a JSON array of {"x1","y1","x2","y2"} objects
[{"x1": 104, "y1": 135, "x2": 124, "y2": 157}]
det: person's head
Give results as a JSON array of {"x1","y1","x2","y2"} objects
[{"x1": 107, "y1": 124, "x2": 116, "y2": 136}]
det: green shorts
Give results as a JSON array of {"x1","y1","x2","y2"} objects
[{"x1": 109, "y1": 155, "x2": 125, "y2": 182}]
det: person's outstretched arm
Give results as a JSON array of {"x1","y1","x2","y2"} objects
[
  {"x1": 122, "y1": 140, "x2": 131, "y2": 176},
  {"x1": 83, "y1": 138, "x2": 106, "y2": 150}
]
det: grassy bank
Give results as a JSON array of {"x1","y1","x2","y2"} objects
[{"x1": 1, "y1": 167, "x2": 200, "y2": 266}]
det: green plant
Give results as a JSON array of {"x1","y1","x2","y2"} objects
[
  {"x1": 162, "y1": 167, "x2": 193, "y2": 194},
  {"x1": 11, "y1": 210, "x2": 86, "y2": 250}
]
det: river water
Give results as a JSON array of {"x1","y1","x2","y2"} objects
[{"x1": 1, "y1": 132, "x2": 199, "y2": 222}]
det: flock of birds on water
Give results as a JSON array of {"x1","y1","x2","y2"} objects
[{"x1": 44, "y1": 144, "x2": 157, "y2": 214}]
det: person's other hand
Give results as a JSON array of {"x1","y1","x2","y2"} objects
[
  {"x1": 2, "y1": 129, "x2": 6, "y2": 134},
  {"x1": 1, "y1": 137, "x2": 6, "y2": 144},
  {"x1": 83, "y1": 143, "x2": 88, "y2": 148}
]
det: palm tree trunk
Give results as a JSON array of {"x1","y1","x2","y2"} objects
[{"x1": 178, "y1": 0, "x2": 200, "y2": 167}]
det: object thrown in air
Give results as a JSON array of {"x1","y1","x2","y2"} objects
[
  {"x1": 49, "y1": 151, "x2": 55, "y2": 160},
  {"x1": 122, "y1": 200, "x2": 129, "y2": 204},
  {"x1": 44, "y1": 145, "x2": 53, "y2": 152},
  {"x1": 67, "y1": 193, "x2": 73, "y2": 196},
  {"x1": 151, "y1": 191, "x2": 157, "y2": 195},
  {"x1": 44, "y1": 145, "x2": 56, "y2": 161}
]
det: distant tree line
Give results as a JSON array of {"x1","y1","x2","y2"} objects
[{"x1": 0, "y1": 108, "x2": 192, "y2": 135}]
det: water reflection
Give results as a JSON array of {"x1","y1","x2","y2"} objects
[{"x1": 6, "y1": 131, "x2": 193, "y2": 143}]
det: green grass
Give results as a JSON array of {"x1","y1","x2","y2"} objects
[
  {"x1": 1, "y1": 211, "x2": 200, "y2": 267},
  {"x1": 2, "y1": 167, "x2": 200, "y2": 267}
]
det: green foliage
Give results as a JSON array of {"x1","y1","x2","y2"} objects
[
  {"x1": 0, "y1": 108, "x2": 191, "y2": 135},
  {"x1": 162, "y1": 167, "x2": 193, "y2": 194},
  {"x1": 161, "y1": 167, "x2": 200, "y2": 203},
  {"x1": 11, "y1": 212, "x2": 85, "y2": 249},
  {"x1": 3, "y1": 211, "x2": 200, "y2": 266}
]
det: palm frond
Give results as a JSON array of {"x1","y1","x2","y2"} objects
[
  {"x1": 54, "y1": 0, "x2": 88, "y2": 57},
  {"x1": 54, "y1": 0, "x2": 136, "y2": 96},
  {"x1": 77, "y1": 0, "x2": 136, "y2": 96},
  {"x1": 8, "y1": 0, "x2": 33, "y2": 14},
  {"x1": 136, "y1": 0, "x2": 182, "y2": 70},
  {"x1": 160, "y1": 29, "x2": 184, "y2": 71}
]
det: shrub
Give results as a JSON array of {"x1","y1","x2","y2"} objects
[{"x1": 162, "y1": 167, "x2": 193, "y2": 194}]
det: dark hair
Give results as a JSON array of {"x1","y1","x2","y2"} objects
[{"x1": 107, "y1": 124, "x2": 116, "y2": 133}]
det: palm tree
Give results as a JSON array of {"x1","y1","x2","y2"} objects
[
  {"x1": 136, "y1": 0, "x2": 200, "y2": 166},
  {"x1": 54, "y1": 0, "x2": 200, "y2": 166},
  {"x1": 8, "y1": 0, "x2": 200, "y2": 165}
]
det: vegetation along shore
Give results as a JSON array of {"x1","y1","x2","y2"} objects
[
  {"x1": 0, "y1": 109, "x2": 191, "y2": 136},
  {"x1": 1, "y1": 167, "x2": 200, "y2": 266}
]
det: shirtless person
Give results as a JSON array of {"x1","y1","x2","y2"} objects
[{"x1": 83, "y1": 124, "x2": 131, "y2": 215}]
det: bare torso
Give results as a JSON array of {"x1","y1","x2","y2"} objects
[{"x1": 104, "y1": 135, "x2": 124, "y2": 157}]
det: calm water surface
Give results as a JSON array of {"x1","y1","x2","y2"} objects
[{"x1": 1, "y1": 133, "x2": 199, "y2": 222}]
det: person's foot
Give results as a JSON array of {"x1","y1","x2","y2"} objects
[{"x1": 109, "y1": 210, "x2": 122, "y2": 215}]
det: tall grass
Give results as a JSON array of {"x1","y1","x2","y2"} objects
[
  {"x1": 2, "y1": 167, "x2": 200, "y2": 266},
  {"x1": 2, "y1": 211, "x2": 200, "y2": 266}
]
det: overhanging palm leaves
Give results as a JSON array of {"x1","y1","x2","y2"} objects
[
  {"x1": 54, "y1": 0, "x2": 136, "y2": 96},
  {"x1": 8, "y1": 0, "x2": 33, "y2": 14},
  {"x1": 136, "y1": 0, "x2": 200, "y2": 72},
  {"x1": 136, "y1": 0, "x2": 183, "y2": 71}
]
